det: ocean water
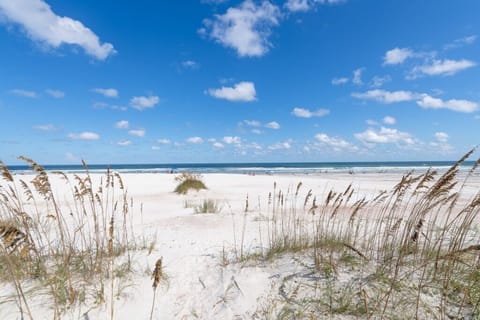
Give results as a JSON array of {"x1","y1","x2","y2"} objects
[{"x1": 5, "y1": 161, "x2": 476, "y2": 175}]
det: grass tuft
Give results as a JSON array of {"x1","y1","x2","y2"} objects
[
  {"x1": 194, "y1": 199, "x2": 221, "y2": 214},
  {"x1": 174, "y1": 173, "x2": 207, "y2": 194}
]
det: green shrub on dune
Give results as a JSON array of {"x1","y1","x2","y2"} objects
[{"x1": 174, "y1": 172, "x2": 207, "y2": 194}]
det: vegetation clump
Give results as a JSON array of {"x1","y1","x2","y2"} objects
[
  {"x1": 0, "y1": 157, "x2": 143, "y2": 319},
  {"x1": 174, "y1": 172, "x2": 207, "y2": 194},
  {"x1": 194, "y1": 199, "x2": 221, "y2": 214},
  {"x1": 229, "y1": 149, "x2": 480, "y2": 319}
]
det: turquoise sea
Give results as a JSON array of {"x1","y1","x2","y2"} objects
[{"x1": 5, "y1": 161, "x2": 476, "y2": 175}]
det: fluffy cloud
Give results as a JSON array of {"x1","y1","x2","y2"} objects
[
  {"x1": 181, "y1": 60, "x2": 199, "y2": 69},
  {"x1": 291, "y1": 107, "x2": 330, "y2": 118},
  {"x1": 417, "y1": 94, "x2": 479, "y2": 113},
  {"x1": 352, "y1": 68, "x2": 364, "y2": 85},
  {"x1": 151, "y1": 146, "x2": 161, "y2": 150},
  {"x1": 370, "y1": 75, "x2": 391, "y2": 88},
  {"x1": 265, "y1": 121, "x2": 280, "y2": 129},
  {"x1": 0, "y1": 0, "x2": 115, "y2": 60},
  {"x1": 115, "y1": 120, "x2": 129, "y2": 129},
  {"x1": 208, "y1": 81, "x2": 256, "y2": 102},
  {"x1": 285, "y1": 0, "x2": 345, "y2": 12},
  {"x1": 33, "y1": 124, "x2": 57, "y2": 131},
  {"x1": 45, "y1": 89, "x2": 64, "y2": 98},
  {"x1": 223, "y1": 136, "x2": 242, "y2": 144},
  {"x1": 10, "y1": 89, "x2": 37, "y2": 98},
  {"x1": 354, "y1": 127, "x2": 415, "y2": 145},
  {"x1": 157, "y1": 138, "x2": 171, "y2": 144},
  {"x1": 128, "y1": 129, "x2": 146, "y2": 137},
  {"x1": 430, "y1": 132, "x2": 453, "y2": 153},
  {"x1": 315, "y1": 133, "x2": 357, "y2": 151},
  {"x1": 242, "y1": 119, "x2": 279, "y2": 130},
  {"x1": 383, "y1": 116, "x2": 396, "y2": 125},
  {"x1": 285, "y1": 0, "x2": 310, "y2": 12},
  {"x1": 68, "y1": 132, "x2": 100, "y2": 140},
  {"x1": 213, "y1": 142, "x2": 224, "y2": 149},
  {"x1": 200, "y1": 0, "x2": 281, "y2": 57},
  {"x1": 243, "y1": 120, "x2": 262, "y2": 127},
  {"x1": 410, "y1": 59, "x2": 476, "y2": 78},
  {"x1": 268, "y1": 140, "x2": 292, "y2": 150},
  {"x1": 444, "y1": 35, "x2": 477, "y2": 50},
  {"x1": 130, "y1": 95, "x2": 160, "y2": 110},
  {"x1": 187, "y1": 136, "x2": 204, "y2": 144},
  {"x1": 331, "y1": 77, "x2": 349, "y2": 85},
  {"x1": 434, "y1": 132, "x2": 449, "y2": 143},
  {"x1": 92, "y1": 88, "x2": 118, "y2": 98},
  {"x1": 383, "y1": 48, "x2": 413, "y2": 65},
  {"x1": 354, "y1": 89, "x2": 479, "y2": 113},
  {"x1": 352, "y1": 89, "x2": 418, "y2": 104},
  {"x1": 117, "y1": 140, "x2": 132, "y2": 146}
]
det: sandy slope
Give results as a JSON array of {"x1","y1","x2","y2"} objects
[{"x1": 1, "y1": 171, "x2": 478, "y2": 319}]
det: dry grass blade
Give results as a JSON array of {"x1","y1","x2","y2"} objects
[
  {"x1": 152, "y1": 257, "x2": 163, "y2": 289},
  {"x1": 150, "y1": 257, "x2": 164, "y2": 320},
  {"x1": 0, "y1": 161, "x2": 14, "y2": 182}
]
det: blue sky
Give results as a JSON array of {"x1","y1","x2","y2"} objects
[{"x1": 0, "y1": 0, "x2": 479, "y2": 165}]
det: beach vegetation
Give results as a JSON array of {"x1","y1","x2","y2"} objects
[
  {"x1": 0, "y1": 157, "x2": 150, "y2": 319},
  {"x1": 229, "y1": 149, "x2": 480, "y2": 319},
  {"x1": 174, "y1": 172, "x2": 207, "y2": 194},
  {"x1": 194, "y1": 199, "x2": 222, "y2": 214}
]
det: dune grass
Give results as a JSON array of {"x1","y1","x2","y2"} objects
[
  {"x1": 229, "y1": 149, "x2": 480, "y2": 319},
  {"x1": 0, "y1": 157, "x2": 144, "y2": 319},
  {"x1": 174, "y1": 172, "x2": 207, "y2": 194},
  {"x1": 194, "y1": 199, "x2": 222, "y2": 214}
]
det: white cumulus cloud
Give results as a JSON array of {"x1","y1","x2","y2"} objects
[
  {"x1": 265, "y1": 121, "x2": 280, "y2": 129},
  {"x1": 285, "y1": 0, "x2": 310, "y2": 12},
  {"x1": 187, "y1": 136, "x2": 204, "y2": 144},
  {"x1": 223, "y1": 136, "x2": 242, "y2": 144},
  {"x1": 213, "y1": 142, "x2": 225, "y2": 149},
  {"x1": 68, "y1": 132, "x2": 99, "y2": 140},
  {"x1": 352, "y1": 89, "x2": 418, "y2": 104},
  {"x1": 117, "y1": 140, "x2": 132, "y2": 146},
  {"x1": 285, "y1": 0, "x2": 345, "y2": 12},
  {"x1": 383, "y1": 116, "x2": 396, "y2": 125},
  {"x1": 352, "y1": 68, "x2": 364, "y2": 85},
  {"x1": 383, "y1": 47, "x2": 414, "y2": 65},
  {"x1": 130, "y1": 95, "x2": 160, "y2": 110},
  {"x1": 244, "y1": 120, "x2": 262, "y2": 127},
  {"x1": 434, "y1": 132, "x2": 449, "y2": 143},
  {"x1": 10, "y1": 89, "x2": 37, "y2": 98},
  {"x1": 417, "y1": 94, "x2": 479, "y2": 113},
  {"x1": 45, "y1": 89, "x2": 64, "y2": 98},
  {"x1": 292, "y1": 107, "x2": 330, "y2": 118},
  {"x1": 444, "y1": 35, "x2": 477, "y2": 50},
  {"x1": 200, "y1": 0, "x2": 281, "y2": 57},
  {"x1": 181, "y1": 60, "x2": 199, "y2": 69},
  {"x1": 33, "y1": 124, "x2": 57, "y2": 131},
  {"x1": 157, "y1": 139, "x2": 171, "y2": 144},
  {"x1": 0, "y1": 0, "x2": 115, "y2": 60},
  {"x1": 92, "y1": 88, "x2": 118, "y2": 98},
  {"x1": 208, "y1": 81, "x2": 256, "y2": 102},
  {"x1": 410, "y1": 59, "x2": 476, "y2": 78},
  {"x1": 268, "y1": 140, "x2": 292, "y2": 150},
  {"x1": 115, "y1": 120, "x2": 129, "y2": 129},
  {"x1": 355, "y1": 127, "x2": 415, "y2": 145},
  {"x1": 370, "y1": 75, "x2": 391, "y2": 88},
  {"x1": 128, "y1": 129, "x2": 146, "y2": 137},
  {"x1": 315, "y1": 133, "x2": 357, "y2": 151},
  {"x1": 331, "y1": 77, "x2": 349, "y2": 85}
]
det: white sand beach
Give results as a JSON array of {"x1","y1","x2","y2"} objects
[{"x1": 1, "y1": 169, "x2": 479, "y2": 319}]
